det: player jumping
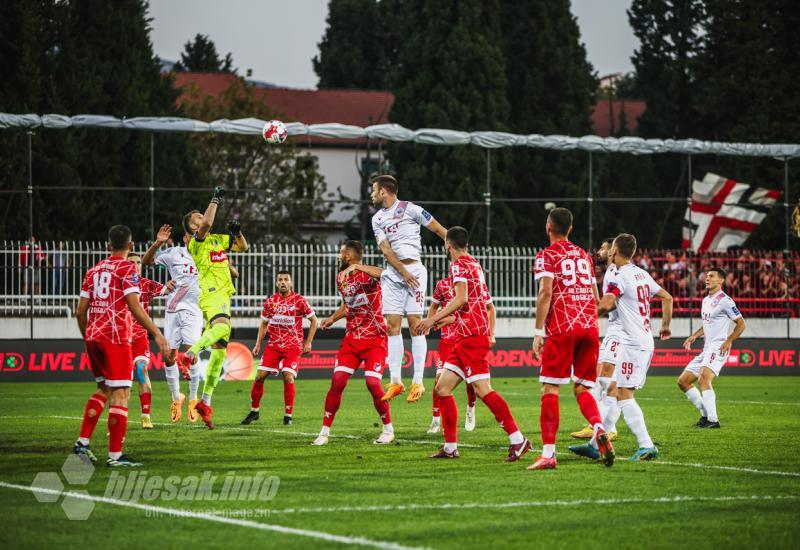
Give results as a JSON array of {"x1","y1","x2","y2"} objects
[
  {"x1": 370, "y1": 175, "x2": 447, "y2": 403},
  {"x1": 312, "y1": 240, "x2": 394, "y2": 446},
  {"x1": 678, "y1": 267, "x2": 746, "y2": 429},
  {"x1": 530, "y1": 208, "x2": 614, "y2": 469},
  {"x1": 417, "y1": 227, "x2": 530, "y2": 461},
  {"x1": 572, "y1": 237, "x2": 620, "y2": 441},
  {"x1": 426, "y1": 275, "x2": 496, "y2": 434},
  {"x1": 242, "y1": 271, "x2": 318, "y2": 426},
  {"x1": 73, "y1": 225, "x2": 168, "y2": 467},
  {"x1": 178, "y1": 186, "x2": 248, "y2": 429},
  {"x1": 142, "y1": 224, "x2": 203, "y2": 424},
  {"x1": 595, "y1": 233, "x2": 673, "y2": 461},
  {"x1": 128, "y1": 253, "x2": 173, "y2": 429}
]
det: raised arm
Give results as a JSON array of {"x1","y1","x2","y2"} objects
[
  {"x1": 343, "y1": 263, "x2": 384, "y2": 280},
  {"x1": 143, "y1": 224, "x2": 171, "y2": 265},
  {"x1": 425, "y1": 218, "x2": 448, "y2": 241},
  {"x1": 228, "y1": 219, "x2": 248, "y2": 252},
  {"x1": 196, "y1": 187, "x2": 225, "y2": 240}
]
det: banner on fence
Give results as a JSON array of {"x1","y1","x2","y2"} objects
[{"x1": 1, "y1": 338, "x2": 798, "y2": 382}]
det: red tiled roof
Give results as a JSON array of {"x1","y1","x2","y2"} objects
[
  {"x1": 173, "y1": 72, "x2": 643, "y2": 144},
  {"x1": 591, "y1": 99, "x2": 645, "y2": 137}
]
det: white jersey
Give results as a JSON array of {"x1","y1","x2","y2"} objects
[
  {"x1": 155, "y1": 246, "x2": 201, "y2": 314},
  {"x1": 371, "y1": 199, "x2": 434, "y2": 261},
  {"x1": 701, "y1": 290, "x2": 742, "y2": 350},
  {"x1": 605, "y1": 262, "x2": 662, "y2": 351},
  {"x1": 602, "y1": 263, "x2": 623, "y2": 338}
]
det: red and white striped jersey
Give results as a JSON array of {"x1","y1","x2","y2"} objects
[
  {"x1": 131, "y1": 278, "x2": 167, "y2": 341},
  {"x1": 260, "y1": 292, "x2": 315, "y2": 350},
  {"x1": 80, "y1": 256, "x2": 140, "y2": 345},
  {"x1": 337, "y1": 269, "x2": 386, "y2": 339},
  {"x1": 534, "y1": 240, "x2": 598, "y2": 337},
  {"x1": 449, "y1": 255, "x2": 490, "y2": 339}
]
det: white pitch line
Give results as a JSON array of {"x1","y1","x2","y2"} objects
[
  {"x1": 637, "y1": 397, "x2": 800, "y2": 406},
  {"x1": 263, "y1": 494, "x2": 799, "y2": 515},
  {"x1": 0, "y1": 481, "x2": 426, "y2": 550},
  {"x1": 5, "y1": 415, "x2": 800, "y2": 477}
]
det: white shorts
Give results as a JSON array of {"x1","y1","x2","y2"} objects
[
  {"x1": 380, "y1": 262, "x2": 427, "y2": 316},
  {"x1": 598, "y1": 333, "x2": 621, "y2": 367},
  {"x1": 164, "y1": 309, "x2": 203, "y2": 350},
  {"x1": 616, "y1": 345, "x2": 653, "y2": 390},
  {"x1": 684, "y1": 348, "x2": 727, "y2": 377}
]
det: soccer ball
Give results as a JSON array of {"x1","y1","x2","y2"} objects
[{"x1": 262, "y1": 120, "x2": 288, "y2": 144}]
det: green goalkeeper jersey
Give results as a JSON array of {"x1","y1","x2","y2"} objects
[{"x1": 188, "y1": 233, "x2": 235, "y2": 296}]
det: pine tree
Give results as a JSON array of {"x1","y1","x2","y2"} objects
[
  {"x1": 386, "y1": 0, "x2": 512, "y2": 245},
  {"x1": 175, "y1": 34, "x2": 236, "y2": 73}
]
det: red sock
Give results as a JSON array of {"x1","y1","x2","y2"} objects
[
  {"x1": 466, "y1": 384, "x2": 477, "y2": 408},
  {"x1": 323, "y1": 372, "x2": 350, "y2": 427},
  {"x1": 79, "y1": 393, "x2": 106, "y2": 441},
  {"x1": 481, "y1": 391, "x2": 519, "y2": 435},
  {"x1": 365, "y1": 376, "x2": 391, "y2": 425},
  {"x1": 251, "y1": 379, "x2": 265, "y2": 409},
  {"x1": 283, "y1": 381, "x2": 295, "y2": 416},
  {"x1": 440, "y1": 394, "x2": 458, "y2": 443},
  {"x1": 108, "y1": 405, "x2": 128, "y2": 454},
  {"x1": 432, "y1": 393, "x2": 441, "y2": 418},
  {"x1": 540, "y1": 393, "x2": 559, "y2": 446},
  {"x1": 140, "y1": 391, "x2": 151, "y2": 415},
  {"x1": 577, "y1": 390, "x2": 602, "y2": 426}
]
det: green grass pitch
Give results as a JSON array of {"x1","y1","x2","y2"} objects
[{"x1": 1, "y1": 376, "x2": 798, "y2": 549}]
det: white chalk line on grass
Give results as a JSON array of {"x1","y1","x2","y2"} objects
[
  {"x1": 503, "y1": 391, "x2": 800, "y2": 406},
  {"x1": 0, "y1": 481, "x2": 426, "y2": 550},
  {"x1": 263, "y1": 494, "x2": 799, "y2": 515},
  {"x1": 4, "y1": 414, "x2": 800, "y2": 478}
]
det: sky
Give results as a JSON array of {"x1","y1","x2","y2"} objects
[{"x1": 148, "y1": 0, "x2": 639, "y2": 89}]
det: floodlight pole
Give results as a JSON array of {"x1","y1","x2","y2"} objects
[
  {"x1": 785, "y1": 158, "x2": 790, "y2": 338},
  {"x1": 27, "y1": 131, "x2": 34, "y2": 339},
  {"x1": 687, "y1": 154, "x2": 693, "y2": 336},
  {"x1": 149, "y1": 134, "x2": 155, "y2": 238},
  {"x1": 588, "y1": 152, "x2": 593, "y2": 249},
  {"x1": 484, "y1": 149, "x2": 492, "y2": 246}
]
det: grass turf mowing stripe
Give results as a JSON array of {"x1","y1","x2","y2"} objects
[
  {"x1": 263, "y1": 494, "x2": 800, "y2": 514},
  {"x1": 0, "y1": 481, "x2": 427, "y2": 550}
]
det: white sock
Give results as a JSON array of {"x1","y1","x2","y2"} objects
[
  {"x1": 619, "y1": 398, "x2": 654, "y2": 449},
  {"x1": 542, "y1": 444, "x2": 556, "y2": 458},
  {"x1": 685, "y1": 387, "x2": 707, "y2": 416},
  {"x1": 603, "y1": 395, "x2": 620, "y2": 433},
  {"x1": 411, "y1": 335, "x2": 427, "y2": 385},
  {"x1": 189, "y1": 363, "x2": 200, "y2": 400},
  {"x1": 319, "y1": 425, "x2": 330, "y2": 437},
  {"x1": 388, "y1": 334, "x2": 404, "y2": 384},
  {"x1": 443, "y1": 442, "x2": 457, "y2": 452},
  {"x1": 251, "y1": 407, "x2": 259, "y2": 412},
  {"x1": 591, "y1": 383, "x2": 606, "y2": 419},
  {"x1": 202, "y1": 393, "x2": 212, "y2": 406},
  {"x1": 383, "y1": 422, "x2": 394, "y2": 434},
  {"x1": 702, "y1": 389, "x2": 718, "y2": 422},
  {"x1": 77, "y1": 437, "x2": 90, "y2": 446},
  {"x1": 164, "y1": 364, "x2": 181, "y2": 401},
  {"x1": 508, "y1": 430, "x2": 523, "y2": 445},
  {"x1": 108, "y1": 451, "x2": 122, "y2": 460},
  {"x1": 598, "y1": 376, "x2": 612, "y2": 394}
]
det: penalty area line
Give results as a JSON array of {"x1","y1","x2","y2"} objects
[{"x1": 0, "y1": 481, "x2": 426, "y2": 550}]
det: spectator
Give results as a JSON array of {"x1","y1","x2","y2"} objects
[
  {"x1": 19, "y1": 236, "x2": 45, "y2": 297},
  {"x1": 51, "y1": 241, "x2": 69, "y2": 295}
]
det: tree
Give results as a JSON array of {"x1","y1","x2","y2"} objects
[
  {"x1": 313, "y1": 0, "x2": 390, "y2": 89},
  {"x1": 181, "y1": 78, "x2": 333, "y2": 243},
  {"x1": 387, "y1": 0, "x2": 513, "y2": 245},
  {"x1": 0, "y1": 0, "x2": 200, "y2": 242},
  {"x1": 175, "y1": 33, "x2": 236, "y2": 73}
]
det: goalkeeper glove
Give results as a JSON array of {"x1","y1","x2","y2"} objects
[
  {"x1": 228, "y1": 219, "x2": 242, "y2": 236},
  {"x1": 211, "y1": 186, "x2": 226, "y2": 205}
]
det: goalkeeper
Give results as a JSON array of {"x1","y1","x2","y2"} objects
[{"x1": 178, "y1": 186, "x2": 248, "y2": 429}]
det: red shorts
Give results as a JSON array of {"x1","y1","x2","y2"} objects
[
  {"x1": 437, "y1": 338, "x2": 457, "y2": 371},
  {"x1": 442, "y1": 335, "x2": 490, "y2": 384},
  {"x1": 259, "y1": 345, "x2": 302, "y2": 377},
  {"x1": 335, "y1": 335, "x2": 387, "y2": 380},
  {"x1": 540, "y1": 326, "x2": 600, "y2": 387},
  {"x1": 85, "y1": 340, "x2": 133, "y2": 388},
  {"x1": 131, "y1": 334, "x2": 151, "y2": 365}
]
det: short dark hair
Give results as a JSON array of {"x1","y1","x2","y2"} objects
[
  {"x1": 614, "y1": 233, "x2": 637, "y2": 258},
  {"x1": 108, "y1": 225, "x2": 132, "y2": 251},
  {"x1": 548, "y1": 207, "x2": 573, "y2": 236},
  {"x1": 342, "y1": 239, "x2": 363, "y2": 258},
  {"x1": 372, "y1": 174, "x2": 398, "y2": 195},
  {"x1": 446, "y1": 226, "x2": 469, "y2": 250},
  {"x1": 602, "y1": 237, "x2": 615, "y2": 247},
  {"x1": 276, "y1": 270, "x2": 292, "y2": 278},
  {"x1": 708, "y1": 267, "x2": 726, "y2": 279},
  {"x1": 182, "y1": 210, "x2": 200, "y2": 235}
]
